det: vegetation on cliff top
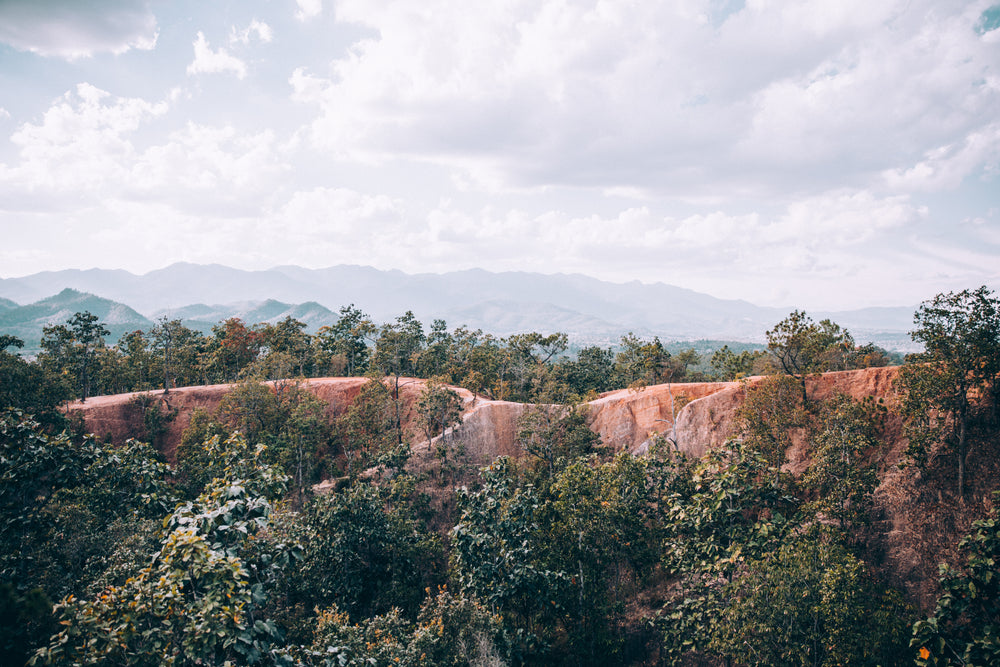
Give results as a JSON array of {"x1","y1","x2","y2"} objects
[{"x1": 1, "y1": 287, "x2": 998, "y2": 665}]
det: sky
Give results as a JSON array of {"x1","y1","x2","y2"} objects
[{"x1": 0, "y1": 0, "x2": 998, "y2": 311}]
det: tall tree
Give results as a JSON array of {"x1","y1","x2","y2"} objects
[
  {"x1": 613, "y1": 333, "x2": 670, "y2": 389},
  {"x1": 39, "y1": 311, "x2": 110, "y2": 401},
  {"x1": 373, "y1": 312, "x2": 426, "y2": 441},
  {"x1": 415, "y1": 377, "x2": 463, "y2": 452},
  {"x1": 210, "y1": 317, "x2": 263, "y2": 382},
  {"x1": 150, "y1": 318, "x2": 204, "y2": 393},
  {"x1": 259, "y1": 316, "x2": 312, "y2": 377},
  {"x1": 316, "y1": 304, "x2": 375, "y2": 377},
  {"x1": 765, "y1": 310, "x2": 856, "y2": 401},
  {"x1": 897, "y1": 286, "x2": 1000, "y2": 498}
]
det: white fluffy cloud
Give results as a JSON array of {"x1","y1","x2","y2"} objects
[
  {"x1": 2, "y1": 84, "x2": 168, "y2": 191},
  {"x1": 231, "y1": 20, "x2": 273, "y2": 45},
  {"x1": 0, "y1": 0, "x2": 157, "y2": 58},
  {"x1": 295, "y1": 0, "x2": 323, "y2": 21},
  {"x1": 187, "y1": 32, "x2": 248, "y2": 79},
  {"x1": 288, "y1": 0, "x2": 999, "y2": 200},
  {"x1": 0, "y1": 84, "x2": 286, "y2": 208}
]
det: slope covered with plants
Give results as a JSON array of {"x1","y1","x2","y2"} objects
[{"x1": 1, "y1": 287, "x2": 998, "y2": 666}]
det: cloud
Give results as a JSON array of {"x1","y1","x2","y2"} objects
[
  {"x1": 295, "y1": 0, "x2": 323, "y2": 21},
  {"x1": 231, "y1": 20, "x2": 273, "y2": 45},
  {"x1": 288, "y1": 0, "x2": 999, "y2": 200},
  {"x1": 187, "y1": 32, "x2": 247, "y2": 79},
  {"x1": 883, "y1": 123, "x2": 1000, "y2": 191},
  {"x1": 0, "y1": 0, "x2": 157, "y2": 59},
  {"x1": 2, "y1": 83, "x2": 168, "y2": 191},
  {"x1": 0, "y1": 84, "x2": 285, "y2": 208}
]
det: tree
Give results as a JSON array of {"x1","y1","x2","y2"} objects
[
  {"x1": 658, "y1": 440, "x2": 796, "y2": 661},
  {"x1": 734, "y1": 375, "x2": 807, "y2": 477},
  {"x1": 803, "y1": 394, "x2": 883, "y2": 532},
  {"x1": 316, "y1": 304, "x2": 375, "y2": 377},
  {"x1": 210, "y1": 317, "x2": 263, "y2": 382},
  {"x1": 415, "y1": 377, "x2": 463, "y2": 453},
  {"x1": 333, "y1": 378, "x2": 404, "y2": 478},
  {"x1": 714, "y1": 534, "x2": 912, "y2": 666},
  {"x1": 288, "y1": 484, "x2": 442, "y2": 622},
  {"x1": 912, "y1": 493, "x2": 1000, "y2": 666},
  {"x1": 515, "y1": 404, "x2": 599, "y2": 477},
  {"x1": 373, "y1": 312, "x2": 426, "y2": 441},
  {"x1": 39, "y1": 311, "x2": 110, "y2": 401},
  {"x1": 259, "y1": 316, "x2": 312, "y2": 377},
  {"x1": 0, "y1": 336, "x2": 70, "y2": 421},
  {"x1": 33, "y1": 434, "x2": 295, "y2": 667},
  {"x1": 446, "y1": 327, "x2": 501, "y2": 400},
  {"x1": 451, "y1": 457, "x2": 571, "y2": 659},
  {"x1": 150, "y1": 317, "x2": 204, "y2": 393},
  {"x1": 0, "y1": 411, "x2": 176, "y2": 663},
  {"x1": 115, "y1": 329, "x2": 156, "y2": 392},
  {"x1": 305, "y1": 589, "x2": 507, "y2": 667},
  {"x1": 414, "y1": 319, "x2": 452, "y2": 379},
  {"x1": 710, "y1": 344, "x2": 767, "y2": 380},
  {"x1": 495, "y1": 332, "x2": 568, "y2": 402},
  {"x1": 766, "y1": 311, "x2": 858, "y2": 401},
  {"x1": 613, "y1": 333, "x2": 671, "y2": 389},
  {"x1": 556, "y1": 346, "x2": 615, "y2": 397},
  {"x1": 897, "y1": 286, "x2": 1000, "y2": 498}
]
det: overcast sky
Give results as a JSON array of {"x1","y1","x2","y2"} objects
[{"x1": 0, "y1": 0, "x2": 998, "y2": 310}]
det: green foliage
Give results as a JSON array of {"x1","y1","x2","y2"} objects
[
  {"x1": 710, "y1": 344, "x2": 768, "y2": 380},
  {"x1": 451, "y1": 457, "x2": 570, "y2": 660},
  {"x1": 333, "y1": 378, "x2": 408, "y2": 478},
  {"x1": 0, "y1": 583, "x2": 56, "y2": 667},
  {"x1": 1, "y1": 411, "x2": 178, "y2": 661},
  {"x1": 555, "y1": 345, "x2": 615, "y2": 396},
  {"x1": 452, "y1": 453, "x2": 662, "y2": 665},
  {"x1": 766, "y1": 310, "x2": 857, "y2": 377},
  {"x1": 735, "y1": 374, "x2": 807, "y2": 474},
  {"x1": 304, "y1": 589, "x2": 507, "y2": 667},
  {"x1": 613, "y1": 332, "x2": 670, "y2": 388},
  {"x1": 259, "y1": 316, "x2": 313, "y2": 377},
  {"x1": 316, "y1": 304, "x2": 375, "y2": 377},
  {"x1": 416, "y1": 377, "x2": 463, "y2": 451},
  {"x1": 897, "y1": 286, "x2": 1000, "y2": 497},
  {"x1": 179, "y1": 379, "x2": 334, "y2": 497},
  {"x1": 658, "y1": 441, "x2": 797, "y2": 660},
  {"x1": 38, "y1": 310, "x2": 110, "y2": 401},
  {"x1": 715, "y1": 533, "x2": 912, "y2": 666},
  {"x1": 124, "y1": 392, "x2": 178, "y2": 449},
  {"x1": 288, "y1": 483, "x2": 443, "y2": 622},
  {"x1": 32, "y1": 433, "x2": 296, "y2": 666},
  {"x1": 803, "y1": 394, "x2": 883, "y2": 531},
  {"x1": 515, "y1": 404, "x2": 599, "y2": 477},
  {"x1": 656, "y1": 438, "x2": 913, "y2": 666},
  {"x1": 913, "y1": 494, "x2": 1000, "y2": 666},
  {"x1": 0, "y1": 336, "x2": 70, "y2": 424}
]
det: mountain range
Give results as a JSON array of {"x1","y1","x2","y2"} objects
[{"x1": 0, "y1": 263, "x2": 918, "y2": 353}]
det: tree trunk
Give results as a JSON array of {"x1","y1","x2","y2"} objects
[{"x1": 957, "y1": 408, "x2": 967, "y2": 500}]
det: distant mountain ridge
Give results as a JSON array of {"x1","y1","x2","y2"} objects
[
  {"x1": 0, "y1": 288, "x2": 153, "y2": 350},
  {"x1": 0, "y1": 263, "x2": 918, "y2": 350}
]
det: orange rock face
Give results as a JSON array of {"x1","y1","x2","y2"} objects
[{"x1": 67, "y1": 367, "x2": 904, "y2": 466}]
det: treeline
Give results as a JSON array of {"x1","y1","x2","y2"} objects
[
  {"x1": 2, "y1": 304, "x2": 895, "y2": 410},
  {"x1": 2, "y1": 288, "x2": 997, "y2": 666}
]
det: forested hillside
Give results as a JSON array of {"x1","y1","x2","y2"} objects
[{"x1": 1, "y1": 288, "x2": 998, "y2": 666}]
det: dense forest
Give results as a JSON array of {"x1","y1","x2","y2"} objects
[{"x1": 1, "y1": 287, "x2": 998, "y2": 666}]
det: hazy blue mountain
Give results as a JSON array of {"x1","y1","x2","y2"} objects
[
  {"x1": 0, "y1": 289, "x2": 153, "y2": 351},
  {"x1": 0, "y1": 263, "x2": 920, "y2": 346},
  {"x1": 0, "y1": 297, "x2": 18, "y2": 312},
  {"x1": 154, "y1": 299, "x2": 339, "y2": 332}
]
